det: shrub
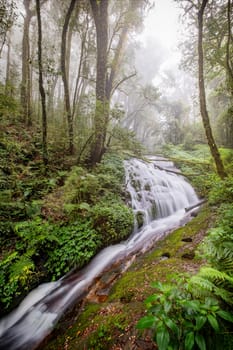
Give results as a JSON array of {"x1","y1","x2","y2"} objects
[
  {"x1": 0, "y1": 85, "x2": 20, "y2": 120},
  {"x1": 64, "y1": 167, "x2": 100, "y2": 204},
  {"x1": 91, "y1": 202, "x2": 134, "y2": 245},
  {"x1": 137, "y1": 279, "x2": 233, "y2": 350},
  {"x1": 208, "y1": 176, "x2": 233, "y2": 205},
  {"x1": 45, "y1": 221, "x2": 101, "y2": 279}
]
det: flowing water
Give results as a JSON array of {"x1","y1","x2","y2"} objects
[{"x1": 0, "y1": 157, "x2": 200, "y2": 350}]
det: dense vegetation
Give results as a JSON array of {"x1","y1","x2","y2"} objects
[
  {"x1": 137, "y1": 145, "x2": 233, "y2": 350},
  {"x1": 0, "y1": 105, "x2": 135, "y2": 314},
  {"x1": 0, "y1": 0, "x2": 232, "y2": 349}
]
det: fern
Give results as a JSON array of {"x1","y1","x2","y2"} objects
[
  {"x1": 214, "y1": 287, "x2": 233, "y2": 305},
  {"x1": 189, "y1": 275, "x2": 215, "y2": 298},
  {"x1": 191, "y1": 267, "x2": 233, "y2": 305},
  {"x1": 9, "y1": 253, "x2": 35, "y2": 286}
]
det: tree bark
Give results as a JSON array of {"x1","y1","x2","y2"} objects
[
  {"x1": 21, "y1": 0, "x2": 32, "y2": 125},
  {"x1": 89, "y1": 0, "x2": 109, "y2": 166},
  {"x1": 36, "y1": 0, "x2": 48, "y2": 166},
  {"x1": 198, "y1": 0, "x2": 227, "y2": 179},
  {"x1": 5, "y1": 33, "x2": 11, "y2": 93},
  {"x1": 61, "y1": 0, "x2": 77, "y2": 155},
  {"x1": 226, "y1": 0, "x2": 233, "y2": 95}
]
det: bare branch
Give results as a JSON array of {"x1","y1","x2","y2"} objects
[{"x1": 111, "y1": 72, "x2": 136, "y2": 96}]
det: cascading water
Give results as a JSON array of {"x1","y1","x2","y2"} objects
[
  {"x1": 0, "y1": 157, "x2": 200, "y2": 350},
  {"x1": 125, "y1": 157, "x2": 197, "y2": 228}
]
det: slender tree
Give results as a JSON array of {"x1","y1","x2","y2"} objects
[
  {"x1": 198, "y1": 0, "x2": 227, "y2": 179},
  {"x1": 89, "y1": 0, "x2": 109, "y2": 166},
  {"x1": 21, "y1": 0, "x2": 35, "y2": 125},
  {"x1": 61, "y1": 0, "x2": 77, "y2": 155},
  {"x1": 36, "y1": 0, "x2": 48, "y2": 166}
]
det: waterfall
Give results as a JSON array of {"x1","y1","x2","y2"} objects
[
  {"x1": 0, "y1": 157, "x2": 200, "y2": 350},
  {"x1": 124, "y1": 157, "x2": 198, "y2": 230}
]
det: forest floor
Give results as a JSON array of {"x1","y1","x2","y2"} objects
[{"x1": 42, "y1": 205, "x2": 214, "y2": 350}]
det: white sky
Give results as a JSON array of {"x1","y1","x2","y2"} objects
[
  {"x1": 138, "y1": 0, "x2": 183, "y2": 91},
  {"x1": 142, "y1": 0, "x2": 181, "y2": 50}
]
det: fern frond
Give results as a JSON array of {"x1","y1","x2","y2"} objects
[
  {"x1": 218, "y1": 256, "x2": 233, "y2": 275},
  {"x1": 9, "y1": 255, "x2": 35, "y2": 285},
  {"x1": 199, "y1": 267, "x2": 233, "y2": 286},
  {"x1": 189, "y1": 275, "x2": 214, "y2": 297},
  {"x1": 214, "y1": 287, "x2": 233, "y2": 305}
]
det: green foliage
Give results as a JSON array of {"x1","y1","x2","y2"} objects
[
  {"x1": 0, "y1": 152, "x2": 135, "y2": 313},
  {"x1": 138, "y1": 145, "x2": 233, "y2": 349},
  {"x1": 64, "y1": 153, "x2": 126, "y2": 207},
  {"x1": 0, "y1": 250, "x2": 36, "y2": 309},
  {"x1": 91, "y1": 201, "x2": 134, "y2": 245},
  {"x1": 0, "y1": 84, "x2": 19, "y2": 120},
  {"x1": 208, "y1": 176, "x2": 233, "y2": 205},
  {"x1": 191, "y1": 204, "x2": 233, "y2": 305},
  {"x1": 14, "y1": 218, "x2": 59, "y2": 251},
  {"x1": 45, "y1": 221, "x2": 101, "y2": 279},
  {"x1": 137, "y1": 279, "x2": 233, "y2": 350},
  {"x1": 64, "y1": 166, "x2": 100, "y2": 204},
  {"x1": 95, "y1": 152, "x2": 125, "y2": 185},
  {"x1": 110, "y1": 126, "x2": 145, "y2": 156}
]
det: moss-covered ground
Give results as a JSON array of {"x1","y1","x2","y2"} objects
[{"x1": 42, "y1": 206, "x2": 213, "y2": 350}]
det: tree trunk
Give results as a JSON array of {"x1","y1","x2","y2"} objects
[
  {"x1": 5, "y1": 33, "x2": 11, "y2": 93},
  {"x1": 36, "y1": 0, "x2": 48, "y2": 167},
  {"x1": 198, "y1": 0, "x2": 227, "y2": 179},
  {"x1": 21, "y1": 1, "x2": 32, "y2": 125},
  {"x1": 89, "y1": 0, "x2": 109, "y2": 166},
  {"x1": 226, "y1": 0, "x2": 233, "y2": 95},
  {"x1": 61, "y1": 0, "x2": 77, "y2": 155},
  {"x1": 47, "y1": 75, "x2": 58, "y2": 121}
]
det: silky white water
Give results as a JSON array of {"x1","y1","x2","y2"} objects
[{"x1": 0, "y1": 157, "x2": 199, "y2": 350}]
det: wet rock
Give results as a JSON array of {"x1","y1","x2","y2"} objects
[
  {"x1": 136, "y1": 211, "x2": 144, "y2": 228},
  {"x1": 181, "y1": 252, "x2": 195, "y2": 259},
  {"x1": 182, "y1": 237, "x2": 192, "y2": 242},
  {"x1": 161, "y1": 252, "x2": 170, "y2": 259}
]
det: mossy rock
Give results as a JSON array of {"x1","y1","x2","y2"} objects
[{"x1": 136, "y1": 211, "x2": 144, "y2": 229}]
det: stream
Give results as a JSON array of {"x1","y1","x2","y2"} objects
[{"x1": 0, "y1": 156, "x2": 200, "y2": 350}]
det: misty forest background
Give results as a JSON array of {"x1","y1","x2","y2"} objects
[{"x1": 0, "y1": 0, "x2": 233, "y2": 349}]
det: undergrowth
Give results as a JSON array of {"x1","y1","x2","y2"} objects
[
  {"x1": 137, "y1": 144, "x2": 233, "y2": 350},
  {"x1": 0, "y1": 139, "x2": 134, "y2": 314}
]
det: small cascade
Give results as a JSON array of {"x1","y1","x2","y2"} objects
[
  {"x1": 0, "y1": 156, "x2": 200, "y2": 350},
  {"x1": 124, "y1": 157, "x2": 198, "y2": 231}
]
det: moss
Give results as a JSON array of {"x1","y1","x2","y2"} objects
[
  {"x1": 42, "y1": 206, "x2": 213, "y2": 349},
  {"x1": 135, "y1": 211, "x2": 144, "y2": 228}
]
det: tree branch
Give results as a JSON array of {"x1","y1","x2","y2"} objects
[{"x1": 111, "y1": 72, "x2": 136, "y2": 96}]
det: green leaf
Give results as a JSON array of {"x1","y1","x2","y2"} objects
[
  {"x1": 164, "y1": 318, "x2": 179, "y2": 335},
  {"x1": 207, "y1": 314, "x2": 219, "y2": 331},
  {"x1": 185, "y1": 331, "x2": 195, "y2": 350},
  {"x1": 145, "y1": 294, "x2": 160, "y2": 304},
  {"x1": 156, "y1": 328, "x2": 170, "y2": 350},
  {"x1": 181, "y1": 300, "x2": 200, "y2": 312},
  {"x1": 217, "y1": 310, "x2": 233, "y2": 323},
  {"x1": 136, "y1": 316, "x2": 155, "y2": 329},
  {"x1": 164, "y1": 300, "x2": 172, "y2": 313},
  {"x1": 195, "y1": 333, "x2": 206, "y2": 350},
  {"x1": 151, "y1": 281, "x2": 163, "y2": 290},
  {"x1": 195, "y1": 316, "x2": 207, "y2": 330}
]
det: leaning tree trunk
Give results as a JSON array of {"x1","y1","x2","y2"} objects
[
  {"x1": 198, "y1": 0, "x2": 227, "y2": 179},
  {"x1": 36, "y1": 0, "x2": 48, "y2": 167},
  {"x1": 61, "y1": 0, "x2": 77, "y2": 155},
  {"x1": 89, "y1": 0, "x2": 109, "y2": 166}
]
